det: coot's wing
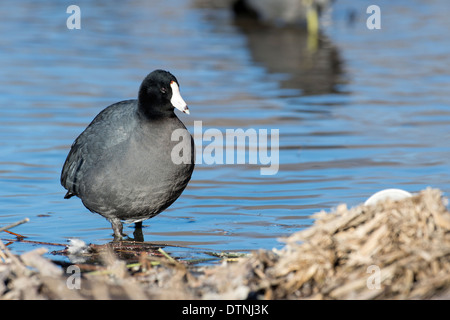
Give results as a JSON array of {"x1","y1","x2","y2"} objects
[{"x1": 61, "y1": 100, "x2": 137, "y2": 198}]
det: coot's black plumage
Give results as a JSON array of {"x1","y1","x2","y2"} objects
[{"x1": 61, "y1": 70, "x2": 194, "y2": 240}]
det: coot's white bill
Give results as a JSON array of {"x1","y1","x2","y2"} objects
[{"x1": 170, "y1": 81, "x2": 189, "y2": 114}]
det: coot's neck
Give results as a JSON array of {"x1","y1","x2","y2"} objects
[{"x1": 137, "y1": 97, "x2": 176, "y2": 120}]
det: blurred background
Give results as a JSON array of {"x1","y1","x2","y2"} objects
[{"x1": 1, "y1": 0, "x2": 449, "y2": 262}]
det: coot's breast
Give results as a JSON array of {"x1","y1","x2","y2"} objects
[{"x1": 62, "y1": 101, "x2": 194, "y2": 223}]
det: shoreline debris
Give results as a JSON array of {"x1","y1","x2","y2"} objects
[{"x1": 1, "y1": 188, "x2": 449, "y2": 299}]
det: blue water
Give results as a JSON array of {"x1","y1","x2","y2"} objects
[{"x1": 1, "y1": 0, "x2": 449, "y2": 262}]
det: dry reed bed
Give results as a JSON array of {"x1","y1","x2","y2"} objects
[{"x1": 1, "y1": 188, "x2": 449, "y2": 299}]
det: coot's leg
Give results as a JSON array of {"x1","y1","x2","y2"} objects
[
  {"x1": 109, "y1": 218, "x2": 124, "y2": 241},
  {"x1": 133, "y1": 221, "x2": 144, "y2": 242}
]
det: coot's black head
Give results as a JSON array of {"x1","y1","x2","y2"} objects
[{"x1": 138, "y1": 69, "x2": 189, "y2": 118}]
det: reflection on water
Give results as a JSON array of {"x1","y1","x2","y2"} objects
[
  {"x1": 0, "y1": 0, "x2": 449, "y2": 262},
  {"x1": 233, "y1": 19, "x2": 345, "y2": 95}
]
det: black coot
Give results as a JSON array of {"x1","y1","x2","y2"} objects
[{"x1": 61, "y1": 70, "x2": 195, "y2": 240}]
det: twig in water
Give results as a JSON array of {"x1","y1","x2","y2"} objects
[
  {"x1": 157, "y1": 248, "x2": 177, "y2": 263},
  {"x1": 0, "y1": 237, "x2": 68, "y2": 247},
  {"x1": 0, "y1": 218, "x2": 30, "y2": 233},
  {"x1": 3, "y1": 230, "x2": 26, "y2": 239}
]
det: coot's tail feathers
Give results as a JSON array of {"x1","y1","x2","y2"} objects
[{"x1": 64, "y1": 191, "x2": 75, "y2": 199}]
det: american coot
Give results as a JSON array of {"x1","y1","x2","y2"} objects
[{"x1": 61, "y1": 70, "x2": 195, "y2": 240}]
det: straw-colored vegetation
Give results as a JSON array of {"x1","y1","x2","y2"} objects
[{"x1": 1, "y1": 188, "x2": 449, "y2": 299}]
